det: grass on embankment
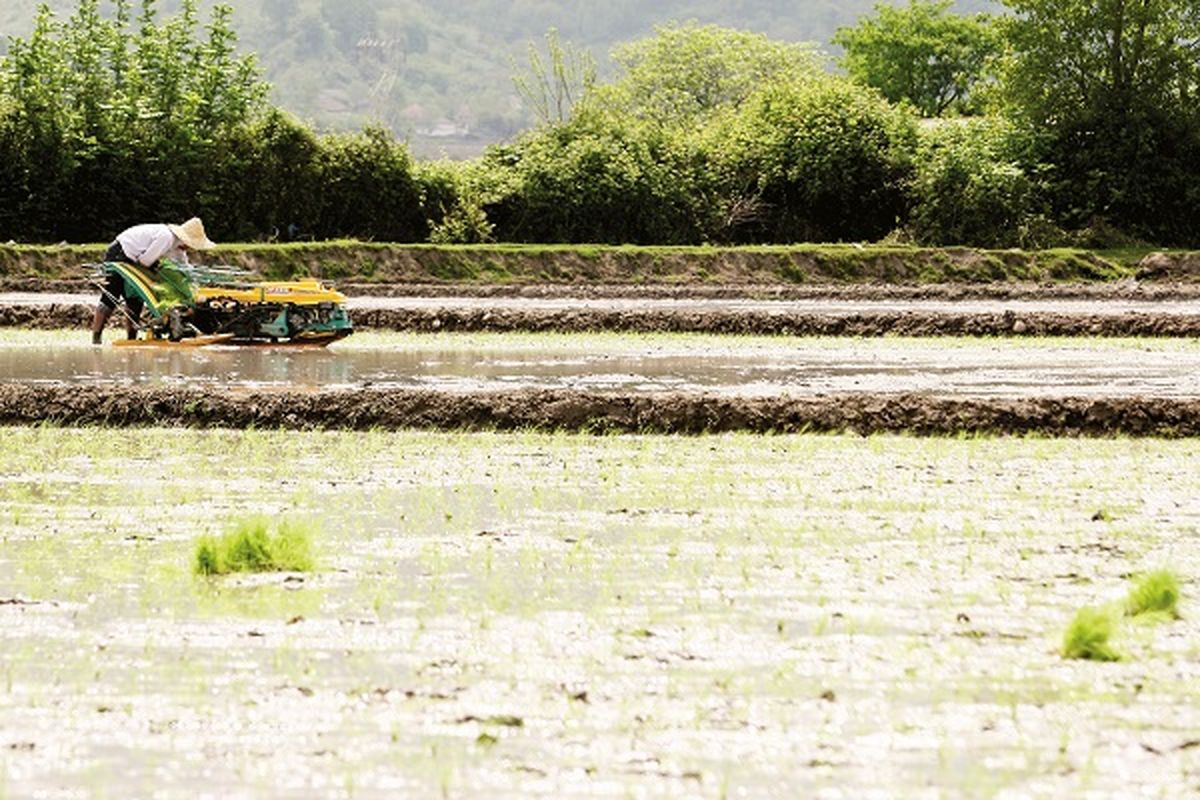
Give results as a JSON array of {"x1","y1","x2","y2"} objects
[{"x1": 0, "y1": 240, "x2": 1166, "y2": 285}]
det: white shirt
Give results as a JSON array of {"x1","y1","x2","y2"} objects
[{"x1": 116, "y1": 223, "x2": 190, "y2": 268}]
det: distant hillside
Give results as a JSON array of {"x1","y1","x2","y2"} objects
[{"x1": 0, "y1": 0, "x2": 997, "y2": 156}]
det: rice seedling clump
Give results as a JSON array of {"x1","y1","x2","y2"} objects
[
  {"x1": 1061, "y1": 571, "x2": 1185, "y2": 661},
  {"x1": 194, "y1": 517, "x2": 317, "y2": 576},
  {"x1": 1124, "y1": 569, "x2": 1181, "y2": 619},
  {"x1": 1061, "y1": 606, "x2": 1122, "y2": 662}
]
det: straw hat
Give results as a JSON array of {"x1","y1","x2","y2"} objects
[{"x1": 169, "y1": 217, "x2": 216, "y2": 250}]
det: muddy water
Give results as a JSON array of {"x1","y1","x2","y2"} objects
[{"x1": 3, "y1": 337, "x2": 1200, "y2": 398}]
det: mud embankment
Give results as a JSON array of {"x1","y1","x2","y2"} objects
[
  {"x1": 5, "y1": 302, "x2": 1200, "y2": 337},
  {"x1": 0, "y1": 305, "x2": 91, "y2": 329},
  {"x1": 337, "y1": 281, "x2": 1200, "y2": 301},
  {"x1": 0, "y1": 242, "x2": 1138, "y2": 285},
  {"x1": 2, "y1": 384, "x2": 1198, "y2": 436},
  {"x1": 347, "y1": 307, "x2": 1200, "y2": 337},
  {"x1": 8, "y1": 279, "x2": 1200, "y2": 301}
]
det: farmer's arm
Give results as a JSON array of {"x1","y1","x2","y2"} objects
[{"x1": 137, "y1": 228, "x2": 177, "y2": 267}]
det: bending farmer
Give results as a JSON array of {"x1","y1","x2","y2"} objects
[{"x1": 91, "y1": 217, "x2": 216, "y2": 344}]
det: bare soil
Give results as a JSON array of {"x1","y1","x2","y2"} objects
[
  {"x1": 339, "y1": 281, "x2": 1200, "y2": 300},
  {"x1": 5, "y1": 294, "x2": 1200, "y2": 337},
  {"x1": 0, "y1": 304, "x2": 91, "y2": 329},
  {"x1": 345, "y1": 306, "x2": 1200, "y2": 337}
]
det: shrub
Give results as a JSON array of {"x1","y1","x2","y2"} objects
[
  {"x1": 1038, "y1": 108, "x2": 1200, "y2": 247},
  {"x1": 194, "y1": 517, "x2": 316, "y2": 576},
  {"x1": 316, "y1": 126, "x2": 425, "y2": 242},
  {"x1": 417, "y1": 159, "x2": 496, "y2": 244},
  {"x1": 907, "y1": 118, "x2": 1049, "y2": 248},
  {"x1": 205, "y1": 110, "x2": 325, "y2": 242},
  {"x1": 485, "y1": 113, "x2": 702, "y2": 244},
  {"x1": 709, "y1": 76, "x2": 918, "y2": 243}
]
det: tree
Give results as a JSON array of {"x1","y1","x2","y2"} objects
[
  {"x1": 1000, "y1": 0, "x2": 1200, "y2": 127},
  {"x1": 586, "y1": 22, "x2": 826, "y2": 126},
  {"x1": 998, "y1": 0, "x2": 1200, "y2": 242},
  {"x1": 511, "y1": 28, "x2": 596, "y2": 126},
  {"x1": 833, "y1": 0, "x2": 1000, "y2": 117}
]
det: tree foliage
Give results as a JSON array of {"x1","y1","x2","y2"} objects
[
  {"x1": 0, "y1": 0, "x2": 427, "y2": 242},
  {"x1": 707, "y1": 77, "x2": 917, "y2": 242},
  {"x1": 907, "y1": 118, "x2": 1046, "y2": 247},
  {"x1": 998, "y1": 0, "x2": 1200, "y2": 242},
  {"x1": 483, "y1": 25, "x2": 917, "y2": 245},
  {"x1": 587, "y1": 23, "x2": 826, "y2": 126},
  {"x1": 481, "y1": 114, "x2": 701, "y2": 244},
  {"x1": 999, "y1": 0, "x2": 1200, "y2": 126},
  {"x1": 511, "y1": 28, "x2": 596, "y2": 126},
  {"x1": 0, "y1": 0, "x2": 270, "y2": 238},
  {"x1": 0, "y1": 0, "x2": 998, "y2": 147},
  {"x1": 833, "y1": 0, "x2": 1000, "y2": 116},
  {"x1": 5, "y1": 1, "x2": 1200, "y2": 247}
]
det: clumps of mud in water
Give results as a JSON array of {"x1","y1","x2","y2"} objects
[
  {"x1": 0, "y1": 305, "x2": 91, "y2": 329},
  {"x1": 2, "y1": 383, "x2": 1199, "y2": 436},
  {"x1": 347, "y1": 307, "x2": 1200, "y2": 337}
]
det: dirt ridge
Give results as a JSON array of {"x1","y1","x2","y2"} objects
[
  {"x1": 2, "y1": 384, "x2": 1197, "y2": 436},
  {"x1": 348, "y1": 307, "x2": 1200, "y2": 337},
  {"x1": 10, "y1": 278, "x2": 1200, "y2": 301},
  {"x1": 5, "y1": 303, "x2": 1200, "y2": 337}
]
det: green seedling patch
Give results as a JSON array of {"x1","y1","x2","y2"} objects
[
  {"x1": 194, "y1": 517, "x2": 317, "y2": 576},
  {"x1": 1061, "y1": 606, "x2": 1122, "y2": 662},
  {"x1": 1125, "y1": 569, "x2": 1181, "y2": 619}
]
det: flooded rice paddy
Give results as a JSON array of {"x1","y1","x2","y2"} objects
[
  {"x1": 3, "y1": 330, "x2": 1200, "y2": 398},
  {"x1": 0, "y1": 428, "x2": 1198, "y2": 798},
  {"x1": 2, "y1": 316, "x2": 1199, "y2": 797}
]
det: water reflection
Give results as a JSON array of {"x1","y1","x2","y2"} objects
[{"x1": 2, "y1": 342, "x2": 1200, "y2": 397}]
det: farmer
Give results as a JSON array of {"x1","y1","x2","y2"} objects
[{"x1": 90, "y1": 217, "x2": 217, "y2": 344}]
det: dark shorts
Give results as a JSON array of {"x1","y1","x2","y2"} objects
[{"x1": 98, "y1": 241, "x2": 144, "y2": 316}]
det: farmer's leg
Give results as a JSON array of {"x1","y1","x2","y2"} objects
[
  {"x1": 90, "y1": 306, "x2": 111, "y2": 345},
  {"x1": 91, "y1": 270, "x2": 125, "y2": 345},
  {"x1": 125, "y1": 296, "x2": 144, "y2": 339}
]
